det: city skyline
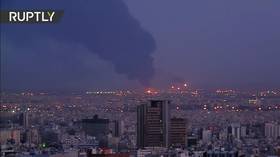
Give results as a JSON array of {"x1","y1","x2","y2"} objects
[
  {"x1": 1, "y1": 0, "x2": 280, "y2": 91},
  {"x1": 1, "y1": 1, "x2": 280, "y2": 157},
  {"x1": 1, "y1": 90, "x2": 280, "y2": 156}
]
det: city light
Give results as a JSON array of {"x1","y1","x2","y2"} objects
[{"x1": 1, "y1": 1, "x2": 279, "y2": 156}]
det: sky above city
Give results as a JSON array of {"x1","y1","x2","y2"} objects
[{"x1": 1, "y1": 0, "x2": 280, "y2": 91}]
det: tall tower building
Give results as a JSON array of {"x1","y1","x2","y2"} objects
[
  {"x1": 202, "y1": 129, "x2": 212, "y2": 143},
  {"x1": 169, "y1": 118, "x2": 187, "y2": 148},
  {"x1": 265, "y1": 123, "x2": 280, "y2": 139},
  {"x1": 231, "y1": 123, "x2": 241, "y2": 140},
  {"x1": 227, "y1": 123, "x2": 241, "y2": 141},
  {"x1": 81, "y1": 115, "x2": 110, "y2": 147},
  {"x1": 137, "y1": 100, "x2": 170, "y2": 148},
  {"x1": 110, "y1": 120, "x2": 121, "y2": 137},
  {"x1": 23, "y1": 112, "x2": 29, "y2": 129}
]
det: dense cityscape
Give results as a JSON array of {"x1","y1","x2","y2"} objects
[
  {"x1": 1, "y1": 0, "x2": 280, "y2": 157},
  {"x1": 1, "y1": 85, "x2": 280, "y2": 157}
]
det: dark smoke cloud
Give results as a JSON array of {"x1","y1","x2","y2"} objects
[{"x1": 1, "y1": 0, "x2": 156, "y2": 88}]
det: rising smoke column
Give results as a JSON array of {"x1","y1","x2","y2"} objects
[{"x1": 1, "y1": 0, "x2": 156, "y2": 87}]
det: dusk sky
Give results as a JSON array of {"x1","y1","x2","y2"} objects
[{"x1": 1, "y1": 0, "x2": 280, "y2": 91}]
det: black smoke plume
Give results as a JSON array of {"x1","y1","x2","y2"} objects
[{"x1": 1, "y1": 0, "x2": 156, "y2": 87}]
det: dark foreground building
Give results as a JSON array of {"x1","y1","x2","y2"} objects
[
  {"x1": 82, "y1": 115, "x2": 110, "y2": 147},
  {"x1": 169, "y1": 118, "x2": 187, "y2": 148},
  {"x1": 137, "y1": 100, "x2": 170, "y2": 148}
]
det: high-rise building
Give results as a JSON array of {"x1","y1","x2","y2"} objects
[
  {"x1": 19, "y1": 112, "x2": 29, "y2": 129},
  {"x1": 137, "y1": 100, "x2": 170, "y2": 148},
  {"x1": 169, "y1": 118, "x2": 187, "y2": 148},
  {"x1": 110, "y1": 120, "x2": 121, "y2": 137},
  {"x1": 0, "y1": 111, "x2": 26, "y2": 128},
  {"x1": 230, "y1": 123, "x2": 241, "y2": 140},
  {"x1": 227, "y1": 123, "x2": 241, "y2": 141},
  {"x1": 265, "y1": 123, "x2": 280, "y2": 139},
  {"x1": 82, "y1": 115, "x2": 110, "y2": 146},
  {"x1": 202, "y1": 129, "x2": 212, "y2": 143},
  {"x1": 240, "y1": 126, "x2": 247, "y2": 138},
  {"x1": 27, "y1": 127, "x2": 40, "y2": 145}
]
